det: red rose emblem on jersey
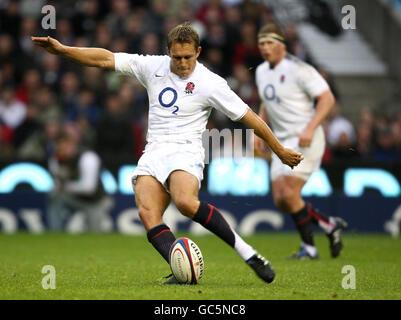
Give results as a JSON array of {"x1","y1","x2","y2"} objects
[{"x1": 185, "y1": 82, "x2": 195, "y2": 94}]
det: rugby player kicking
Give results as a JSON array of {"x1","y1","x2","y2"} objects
[{"x1": 33, "y1": 23, "x2": 303, "y2": 283}]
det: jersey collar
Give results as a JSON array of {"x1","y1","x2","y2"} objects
[
  {"x1": 168, "y1": 59, "x2": 199, "y2": 80},
  {"x1": 268, "y1": 54, "x2": 288, "y2": 70}
]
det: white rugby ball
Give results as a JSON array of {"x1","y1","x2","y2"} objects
[{"x1": 169, "y1": 237, "x2": 204, "y2": 284}]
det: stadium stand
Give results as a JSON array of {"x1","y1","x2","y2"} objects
[{"x1": 0, "y1": 0, "x2": 400, "y2": 177}]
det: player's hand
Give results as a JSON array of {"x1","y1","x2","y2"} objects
[
  {"x1": 299, "y1": 127, "x2": 315, "y2": 148},
  {"x1": 31, "y1": 36, "x2": 65, "y2": 55},
  {"x1": 277, "y1": 147, "x2": 304, "y2": 169}
]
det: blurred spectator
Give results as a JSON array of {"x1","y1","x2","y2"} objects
[
  {"x1": 59, "y1": 72, "x2": 80, "y2": 107},
  {"x1": 144, "y1": 0, "x2": 169, "y2": 34},
  {"x1": 55, "y1": 18, "x2": 75, "y2": 47},
  {"x1": 0, "y1": 33, "x2": 16, "y2": 66},
  {"x1": 231, "y1": 20, "x2": 263, "y2": 69},
  {"x1": 202, "y1": 21, "x2": 227, "y2": 52},
  {"x1": 125, "y1": 11, "x2": 146, "y2": 53},
  {"x1": 355, "y1": 123, "x2": 373, "y2": 160},
  {"x1": 16, "y1": 118, "x2": 59, "y2": 162},
  {"x1": 72, "y1": 0, "x2": 101, "y2": 36},
  {"x1": 327, "y1": 103, "x2": 356, "y2": 158},
  {"x1": 47, "y1": 131, "x2": 113, "y2": 232},
  {"x1": 0, "y1": 125, "x2": 15, "y2": 160},
  {"x1": 74, "y1": 113, "x2": 97, "y2": 150},
  {"x1": 240, "y1": 0, "x2": 261, "y2": 21},
  {"x1": 32, "y1": 85, "x2": 62, "y2": 124},
  {"x1": 66, "y1": 87, "x2": 102, "y2": 127},
  {"x1": 15, "y1": 68, "x2": 41, "y2": 104},
  {"x1": 18, "y1": 0, "x2": 45, "y2": 18},
  {"x1": 94, "y1": 21, "x2": 112, "y2": 48},
  {"x1": 13, "y1": 104, "x2": 41, "y2": 152},
  {"x1": 0, "y1": 84, "x2": 27, "y2": 130},
  {"x1": 259, "y1": 5, "x2": 276, "y2": 26},
  {"x1": 227, "y1": 64, "x2": 258, "y2": 107},
  {"x1": 81, "y1": 66, "x2": 108, "y2": 96},
  {"x1": 373, "y1": 120, "x2": 401, "y2": 163},
  {"x1": 110, "y1": 36, "x2": 129, "y2": 53},
  {"x1": 0, "y1": 62, "x2": 17, "y2": 86},
  {"x1": 285, "y1": 22, "x2": 308, "y2": 62},
  {"x1": 202, "y1": 47, "x2": 227, "y2": 77},
  {"x1": 41, "y1": 52, "x2": 61, "y2": 88},
  {"x1": 18, "y1": 17, "x2": 37, "y2": 55},
  {"x1": 223, "y1": 5, "x2": 241, "y2": 60},
  {"x1": 196, "y1": 0, "x2": 225, "y2": 26},
  {"x1": 106, "y1": 0, "x2": 131, "y2": 36},
  {"x1": 96, "y1": 93, "x2": 135, "y2": 170},
  {"x1": 392, "y1": 110, "x2": 401, "y2": 153},
  {"x1": 140, "y1": 32, "x2": 162, "y2": 55},
  {"x1": 359, "y1": 106, "x2": 374, "y2": 129},
  {"x1": 0, "y1": 1, "x2": 21, "y2": 37}
]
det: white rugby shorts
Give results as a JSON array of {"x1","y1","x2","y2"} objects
[
  {"x1": 270, "y1": 125, "x2": 325, "y2": 182},
  {"x1": 131, "y1": 141, "x2": 205, "y2": 192}
]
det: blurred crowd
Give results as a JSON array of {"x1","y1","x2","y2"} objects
[
  {"x1": 323, "y1": 104, "x2": 401, "y2": 164},
  {"x1": 0, "y1": 0, "x2": 400, "y2": 175}
]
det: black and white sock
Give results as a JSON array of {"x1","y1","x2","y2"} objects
[
  {"x1": 291, "y1": 205, "x2": 317, "y2": 256},
  {"x1": 193, "y1": 201, "x2": 256, "y2": 261},
  {"x1": 147, "y1": 223, "x2": 176, "y2": 263},
  {"x1": 306, "y1": 202, "x2": 336, "y2": 234}
]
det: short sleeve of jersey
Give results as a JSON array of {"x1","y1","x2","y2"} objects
[
  {"x1": 114, "y1": 53, "x2": 147, "y2": 83},
  {"x1": 114, "y1": 53, "x2": 167, "y2": 87},
  {"x1": 208, "y1": 78, "x2": 249, "y2": 121},
  {"x1": 297, "y1": 64, "x2": 329, "y2": 98}
]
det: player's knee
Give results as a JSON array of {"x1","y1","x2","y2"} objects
[
  {"x1": 274, "y1": 197, "x2": 290, "y2": 213},
  {"x1": 274, "y1": 189, "x2": 297, "y2": 213},
  {"x1": 174, "y1": 198, "x2": 199, "y2": 218}
]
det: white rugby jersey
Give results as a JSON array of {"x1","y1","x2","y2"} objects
[
  {"x1": 255, "y1": 54, "x2": 329, "y2": 139},
  {"x1": 114, "y1": 53, "x2": 249, "y2": 144}
]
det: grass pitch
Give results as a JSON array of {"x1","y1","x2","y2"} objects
[{"x1": 0, "y1": 232, "x2": 400, "y2": 300}]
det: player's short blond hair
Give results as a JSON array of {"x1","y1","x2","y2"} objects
[
  {"x1": 258, "y1": 23, "x2": 286, "y2": 44},
  {"x1": 167, "y1": 22, "x2": 200, "y2": 51}
]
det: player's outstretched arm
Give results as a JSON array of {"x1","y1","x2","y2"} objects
[
  {"x1": 240, "y1": 109, "x2": 304, "y2": 168},
  {"x1": 31, "y1": 36, "x2": 115, "y2": 70}
]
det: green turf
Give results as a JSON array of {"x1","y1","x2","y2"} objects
[{"x1": 0, "y1": 232, "x2": 400, "y2": 300}]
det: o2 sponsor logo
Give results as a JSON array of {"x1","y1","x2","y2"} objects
[
  {"x1": 263, "y1": 84, "x2": 276, "y2": 101},
  {"x1": 158, "y1": 87, "x2": 179, "y2": 115}
]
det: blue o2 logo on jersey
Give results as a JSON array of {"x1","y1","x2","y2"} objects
[
  {"x1": 158, "y1": 87, "x2": 177, "y2": 107},
  {"x1": 158, "y1": 87, "x2": 179, "y2": 115},
  {"x1": 263, "y1": 84, "x2": 276, "y2": 101}
]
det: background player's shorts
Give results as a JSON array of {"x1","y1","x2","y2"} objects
[
  {"x1": 270, "y1": 125, "x2": 325, "y2": 182},
  {"x1": 131, "y1": 141, "x2": 205, "y2": 192}
]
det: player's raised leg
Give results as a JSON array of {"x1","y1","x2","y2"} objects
[
  {"x1": 168, "y1": 170, "x2": 275, "y2": 283},
  {"x1": 134, "y1": 175, "x2": 174, "y2": 263}
]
